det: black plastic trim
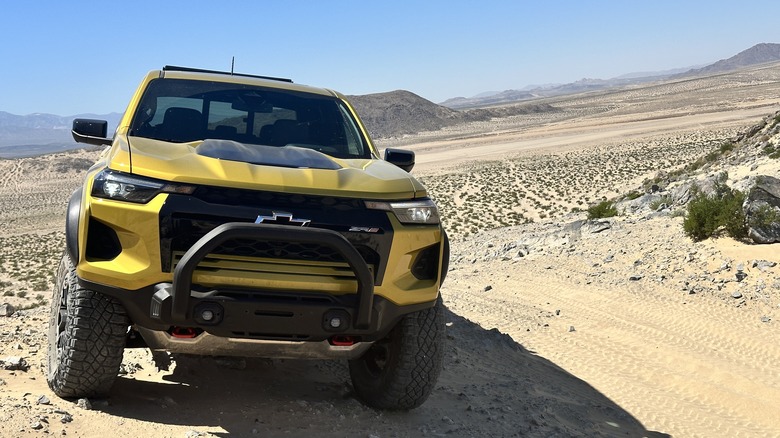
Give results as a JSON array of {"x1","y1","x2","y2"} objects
[
  {"x1": 65, "y1": 188, "x2": 83, "y2": 264},
  {"x1": 163, "y1": 65, "x2": 293, "y2": 83},
  {"x1": 441, "y1": 229, "x2": 450, "y2": 285},
  {"x1": 77, "y1": 277, "x2": 435, "y2": 342}
]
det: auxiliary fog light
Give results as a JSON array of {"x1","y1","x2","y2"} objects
[
  {"x1": 194, "y1": 302, "x2": 223, "y2": 325},
  {"x1": 201, "y1": 309, "x2": 215, "y2": 322},
  {"x1": 323, "y1": 310, "x2": 350, "y2": 332}
]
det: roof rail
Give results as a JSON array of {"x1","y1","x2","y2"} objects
[{"x1": 162, "y1": 65, "x2": 293, "y2": 83}]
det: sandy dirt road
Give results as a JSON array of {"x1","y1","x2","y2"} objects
[{"x1": 409, "y1": 105, "x2": 775, "y2": 172}]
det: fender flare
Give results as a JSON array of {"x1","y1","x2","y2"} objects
[{"x1": 65, "y1": 187, "x2": 83, "y2": 264}]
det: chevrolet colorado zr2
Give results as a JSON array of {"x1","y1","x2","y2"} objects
[{"x1": 47, "y1": 66, "x2": 449, "y2": 410}]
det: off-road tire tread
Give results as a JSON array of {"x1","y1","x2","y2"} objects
[
  {"x1": 48, "y1": 256, "x2": 128, "y2": 398},
  {"x1": 349, "y1": 297, "x2": 445, "y2": 410}
]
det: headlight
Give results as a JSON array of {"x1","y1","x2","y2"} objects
[
  {"x1": 365, "y1": 198, "x2": 440, "y2": 224},
  {"x1": 91, "y1": 169, "x2": 194, "y2": 203}
]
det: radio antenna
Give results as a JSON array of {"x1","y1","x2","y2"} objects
[{"x1": 231, "y1": 57, "x2": 235, "y2": 75}]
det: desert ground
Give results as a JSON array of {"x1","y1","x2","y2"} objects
[{"x1": 1, "y1": 63, "x2": 780, "y2": 437}]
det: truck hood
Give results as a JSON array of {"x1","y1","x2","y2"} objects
[{"x1": 119, "y1": 137, "x2": 425, "y2": 199}]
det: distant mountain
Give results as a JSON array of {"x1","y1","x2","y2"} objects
[
  {"x1": 349, "y1": 90, "x2": 557, "y2": 138},
  {"x1": 681, "y1": 43, "x2": 780, "y2": 76},
  {"x1": 440, "y1": 89, "x2": 538, "y2": 110},
  {"x1": 614, "y1": 66, "x2": 703, "y2": 79},
  {"x1": 348, "y1": 90, "x2": 464, "y2": 138},
  {"x1": 0, "y1": 111, "x2": 121, "y2": 158},
  {"x1": 442, "y1": 43, "x2": 779, "y2": 109}
]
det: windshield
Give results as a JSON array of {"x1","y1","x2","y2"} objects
[{"x1": 128, "y1": 78, "x2": 371, "y2": 159}]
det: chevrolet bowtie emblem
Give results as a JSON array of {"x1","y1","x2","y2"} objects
[{"x1": 254, "y1": 212, "x2": 311, "y2": 227}]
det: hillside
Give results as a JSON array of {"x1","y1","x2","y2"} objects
[
  {"x1": 684, "y1": 42, "x2": 780, "y2": 76},
  {"x1": 0, "y1": 112, "x2": 121, "y2": 158},
  {"x1": 441, "y1": 42, "x2": 780, "y2": 110},
  {"x1": 348, "y1": 90, "x2": 557, "y2": 139}
]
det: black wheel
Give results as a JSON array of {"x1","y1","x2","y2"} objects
[
  {"x1": 47, "y1": 253, "x2": 129, "y2": 398},
  {"x1": 348, "y1": 296, "x2": 445, "y2": 410}
]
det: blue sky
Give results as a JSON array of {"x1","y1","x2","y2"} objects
[{"x1": 1, "y1": 0, "x2": 777, "y2": 116}]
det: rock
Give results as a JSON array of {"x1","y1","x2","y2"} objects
[
  {"x1": 581, "y1": 219, "x2": 611, "y2": 234},
  {"x1": 76, "y1": 398, "x2": 92, "y2": 410},
  {"x1": 568, "y1": 326, "x2": 576, "y2": 332},
  {"x1": 752, "y1": 260, "x2": 777, "y2": 271},
  {"x1": 37, "y1": 395, "x2": 51, "y2": 405},
  {"x1": 30, "y1": 420, "x2": 44, "y2": 430},
  {"x1": 735, "y1": 271, "x2": 748, "y2": 282},
  {"x1": 629, "y1": 275, "x2": 643, "y2": 281},
  {"x1": 483, "y1": 285, "x2": 493, "y2": 292},
  {"x1": 0, "y1": 303, "x2": 15, "y2": 317},
  {"x1": 731, "y1": 291, "x2": 743, "y2": 299},
  {"x1": 60, "y1": 413, "x2": 73, "y2": 424},
  {"x1": 761, "y1": 316, "x2": 772, "y2": 323},
  {"x1": 1, "y1": 356, "x2": 29, "y2": 371},
  {"x1": 744, "y1": 175, "x2": 780, "y2": 244}
]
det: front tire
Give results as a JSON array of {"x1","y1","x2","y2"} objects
[
  {"x1": 47, "y1": 254, "x2": 129, "y2": 398},
  {"x1": 348, "y1": 297, "x2": 445, "y2": 410}
]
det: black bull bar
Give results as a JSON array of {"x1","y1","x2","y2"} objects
[{"x1": 161, "y1": 222, "x2": 375, "y2": 329}]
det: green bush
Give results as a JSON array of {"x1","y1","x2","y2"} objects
[
  {"x1": 719, "y1": 141, "x2": 735, "y2": 154},
  {"x1": 587, "y1": 200, "x2": 618, "y2": 219},
  {"x1": 624, "y1": 191, "x2": 642, "y2": 201},
  {"x1": 683, "y1": 185, "x2": 747, "y2": 241}
]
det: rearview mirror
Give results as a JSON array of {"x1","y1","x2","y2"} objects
[
  {"x1": 72, "y1": 119, "x2": 112, "y2": 146},
  {"x1": 384, "y1": 148, "x2": 415, "y2": 172}
]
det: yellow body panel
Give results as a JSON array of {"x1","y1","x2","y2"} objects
[{"x1": 125, "y1": 136, "x2": 420, "y2": 199}]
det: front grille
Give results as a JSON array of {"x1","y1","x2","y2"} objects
[
  {"x1": 215, "y1": 238, "x2": 344, "y2": 262},
  {"x1": 158, "y1": 187, "x2": 392, "y2": 286}
]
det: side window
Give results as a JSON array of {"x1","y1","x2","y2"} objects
[{"x1": 338, "y1": 103, "x2": 366, "y2": 156}]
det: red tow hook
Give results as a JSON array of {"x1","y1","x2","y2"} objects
[
  {"x1": 170, "y1": 327, "x2": 199, "y2": 339},
  {"x1": 330, "y1": 335, "x2": 355, "y2": 346}
]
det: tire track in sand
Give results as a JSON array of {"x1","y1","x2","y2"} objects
[{"x1": 444, "y1": 261, "x2": 780, "y2": 437}]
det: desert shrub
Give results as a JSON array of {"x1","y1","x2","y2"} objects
[
  {"x1": 587, "y1": 200, "x2": 618, "y2": 219},
  {"x1": 719, "y1": 141, "x2": 735, "y2": 154},
  {"x1": 683, "y1": 185, "x2": 746, "y2": 241},
  {"x1": 624, "y1": 191, "x2": 642, "y2": 201},
  {"x1": 704, "y1": 151, "x2": 720, "y2": 163},
  {"x1": 748, "y1": 204, "x2": 780, "y2": 229}
]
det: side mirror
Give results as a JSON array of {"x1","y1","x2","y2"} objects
[
  {"x1": 72, "y1": 119, "x2": 112, "y2": 146},
  {"x1": 384, "y1": 148, "x2": 415, "y2": 172}
]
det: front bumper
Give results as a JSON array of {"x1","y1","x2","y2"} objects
[{"x1": 80, "y1": 222, "x2": 436, "y2": 348}]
